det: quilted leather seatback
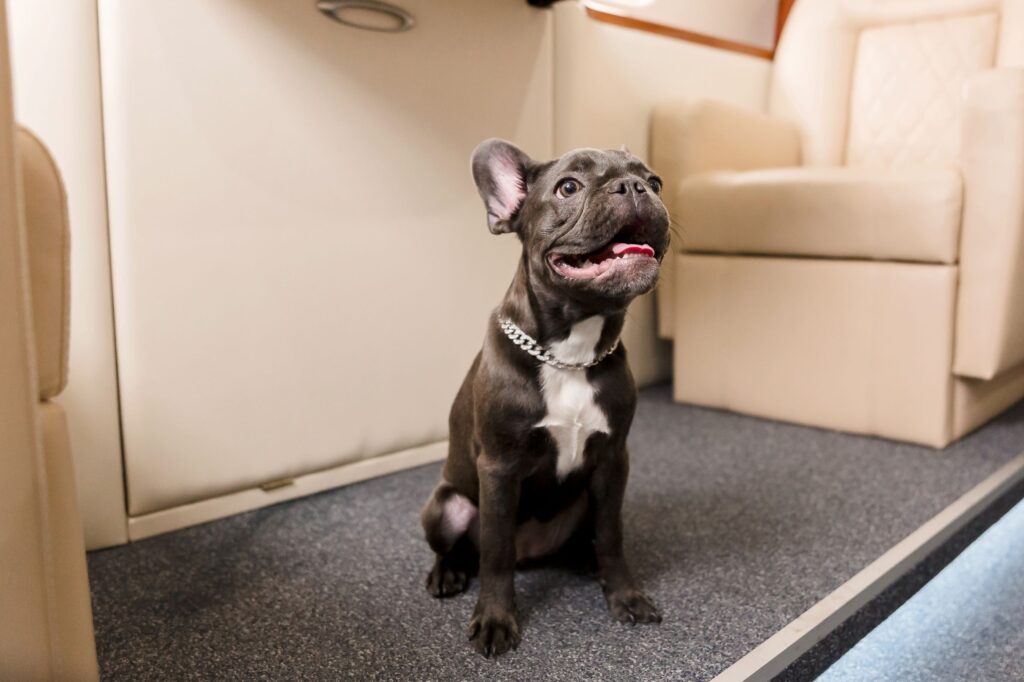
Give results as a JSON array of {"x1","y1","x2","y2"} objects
[{"x1": 845, "y1": 13, "x2": 998, "y2": 167}]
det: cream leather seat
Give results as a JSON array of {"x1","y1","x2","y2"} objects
[
  {"x1": 1, "y1": 4, "x2": 99, "y2": 675},
  {"x1": 653, "y1": 0, "x2": 1024, "y2": 447},
  {"x1": 678, "y1": 166, "x2": 963, "y2": 263},
  {"x1": 1, "y1": 130, "x2": 99, "y2": 682}
]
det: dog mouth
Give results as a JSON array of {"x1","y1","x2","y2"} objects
[{"x1": 548, "y1": 226, "x2": 658, "y2": 281}]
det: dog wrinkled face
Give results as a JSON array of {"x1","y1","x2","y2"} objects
[{"x1": 471, "y1": 139, "x2": 670, "y2": 306}]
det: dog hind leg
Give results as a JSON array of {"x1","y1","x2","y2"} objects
[{"x1": 421, "y1": 482, "x2": 478, "y2": 597}]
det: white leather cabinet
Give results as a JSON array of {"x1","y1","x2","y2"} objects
[{"x1": 98, "y1": 0, "x2": 554, "y2": 535}]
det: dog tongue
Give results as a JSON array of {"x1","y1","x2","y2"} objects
[
  {"x1": 611, "y1": 243, "x2": 655, "y2": 257},
  {"x1": 590, "y1": 242, "x2": 656, "y2": 264}
]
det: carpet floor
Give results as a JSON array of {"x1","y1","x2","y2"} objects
[{"x1": 88, "y1": 385, "x2": 1024, "y2": 681}]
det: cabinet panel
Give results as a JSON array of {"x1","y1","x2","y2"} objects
[{"x1": 99, "y1": 0, "x2": 552, "y2": 515}]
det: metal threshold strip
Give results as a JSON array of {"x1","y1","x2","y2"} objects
[{"x1": 715, "y1": 452, "x2": 1024, "y2": 682}]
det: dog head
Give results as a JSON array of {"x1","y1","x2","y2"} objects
[{"x1": 471, "y1": 139, "x2": 670, "y2": 308}]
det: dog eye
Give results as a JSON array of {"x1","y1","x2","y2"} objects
[
  {"x1": 556, "y1": 179, "x2": 581, "y2": 198},
  {"x1": 648, "y1": 176, "x2": 663, "y2": 194}
]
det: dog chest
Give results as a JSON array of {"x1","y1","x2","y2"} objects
[{"x1": 535, "y1": 316, "x2": 610, "y2": 479}]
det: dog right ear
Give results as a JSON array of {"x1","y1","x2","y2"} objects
[{"x1": 471, "y1": 139, "x2": 532, "y2": 235}]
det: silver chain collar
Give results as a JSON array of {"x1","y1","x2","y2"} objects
[{"x1": 497, "y1": 317, "x2": 620, "y2": 371}]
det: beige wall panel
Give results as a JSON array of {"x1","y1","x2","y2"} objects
[
  {"x1": 553, "y1": 2, "x2": 772, "y2": 385},
  {"x1": 8, "y1": 0, "x2": 127, "y2": 548},
  {"x1": 674, "y1": 255, "x2": 957, "y2": 447},
  {"x1": 99, "y1": 0, "x2": 553, "y2": 516}
]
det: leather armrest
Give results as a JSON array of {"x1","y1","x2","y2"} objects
[
  {"x1": 650, "y1": 98, "x2": 801, "y2": 198},
  {"x1": 649, "y1": 98, "x2": 801, "y2": 338},
  {"x1": 955, "y1": 68, "x2": 1024, "y2": 379}
]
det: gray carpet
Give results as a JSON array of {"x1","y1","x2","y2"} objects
[{"x1": 88, "y1": 385, "x2": 1024, "y2": 681}]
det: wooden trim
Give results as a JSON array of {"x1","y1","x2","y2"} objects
[
  {"x1": 583, "y1": 0, "x2": 798, "y2": 61},
  {"x1": 776, "y1": 0, "x2": 797, "y2": 47},
  {"x1": 583, "y1": 5, "x2": 774, "y2": 60}
]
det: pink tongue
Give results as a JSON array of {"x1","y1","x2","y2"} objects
[
  {"x1": 611, "y1": 243, "x2": 655, "y2": 257},
  {"x1": 589, "y1": 242, "x2": 656, "y2": 264}
]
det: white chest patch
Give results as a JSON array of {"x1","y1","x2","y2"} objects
[{"x1": 536, "y1": 316, "x2": 611, "y2": 479}]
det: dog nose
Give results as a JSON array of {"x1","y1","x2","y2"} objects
[{"x1": 608, "y1": 180, "x2": 647, "y2": 195}]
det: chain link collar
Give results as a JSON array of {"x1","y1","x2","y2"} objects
[{"x1": 497, "y1": 317, "x2": 619, "y2": 371}]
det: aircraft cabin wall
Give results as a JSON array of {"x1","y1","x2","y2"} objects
[{"x1": 9, "y1": 0, "x2": 774, "y2": 546}]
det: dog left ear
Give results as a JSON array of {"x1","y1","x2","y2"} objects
[{"x1": 471, "y1": 139, "x2": 533, "y2": 235}]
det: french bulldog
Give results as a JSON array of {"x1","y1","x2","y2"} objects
[{"x1": 421, "y1": 139, "x2": 670, "y2": 657}]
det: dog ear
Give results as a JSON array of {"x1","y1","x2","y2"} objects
[{"x1": 471, "y1": 139, "x2": 533, "y2": 235}]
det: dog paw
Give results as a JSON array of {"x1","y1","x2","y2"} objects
[
  {"x1": 425, "y1": 562, "x2": 469, "y2": 598},
  {"x1": 606, "y1": 588, "x2": 662, "y2": 625},
  {"x1": 467, "y1": 603, "x2": 521, "y2": 657}
]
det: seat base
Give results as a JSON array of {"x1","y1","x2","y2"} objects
[
  {"x1": 673, "y1": 253, "x2": 958, "y2": 446},
  {"x1": 955, "y1": 361, "x2": 1024, "y2": 440},
  {"x1": 673, "y1": 253, "x2": 1024, "y2": 447}
]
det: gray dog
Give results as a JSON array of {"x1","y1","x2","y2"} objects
[{"x1": 421, "y1": 139, "x2": 670, "y2": 657}]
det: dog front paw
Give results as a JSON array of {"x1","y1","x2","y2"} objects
[
  {"x1": 605, "y1": 588, "x2": 662, "y2": 625},
  {"x1": 467, "y1": 602, "x2": 521, "y2": 657}
]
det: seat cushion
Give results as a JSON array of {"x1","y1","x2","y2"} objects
[
  {"x1": 675, "y1": 166, "x2": 963, "y2": 264},
  {"x1": 17, "y1": 127, "x2": 70, "y2": 400}
]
